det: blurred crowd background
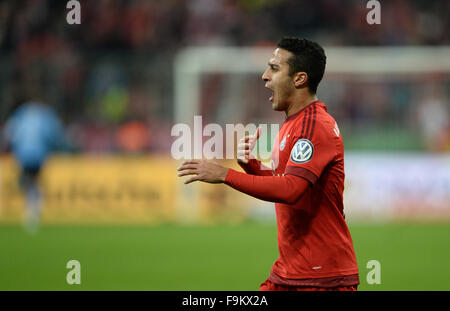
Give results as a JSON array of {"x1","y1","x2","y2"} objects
[
  {"x1": 0, "y1": 0, "x2": 449, "y2": 153},
  {"x1": 0, "y1": 1, "x2": 449, "y2": 291}
]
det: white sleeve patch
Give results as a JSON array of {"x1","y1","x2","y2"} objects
[{"x1": 290, "y1": 139, "x2": 314, "y2": 163}]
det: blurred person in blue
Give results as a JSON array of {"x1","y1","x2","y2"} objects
[{"x1": 3, "y1": 101, "x2": 65, "y2": 234}]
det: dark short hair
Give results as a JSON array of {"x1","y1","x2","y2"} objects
[{"x1": 277, "y1": 37, "x2": 326, "y2": 94}]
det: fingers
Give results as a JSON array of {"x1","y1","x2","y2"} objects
[
  {"x1": 254, "y1": 126, "x2": 261, "y2": 140},
  {"x1": 237, "y1": 142, "x2": 251, "y2": 150},
  {"x1": 237, "y1": 131, "x2": 259, "y2": 164},
  {"x1": 239, "y1": 136, "x2": 250, "y2": 144},
  {"x1": 237, "y1": 149, "x2": 251, "y2": 158},
  {"x1": 239, "y1": 137, "x2": 256, "y2": 153},
  {"x1": 237, "y1": 148, "x2": 252, "y2": 154},
  {"x1": 181, "y1": 160, "x2": 199, "y2": 165},
  {"x1": 236, "y1": 156, "x2": 249, "y2": 164},
  {"x1": 184, "y1": 176, "x2": 200, "y2": 184},
  {"x1": 177, "y1": 164, "x2": 198, "y2": 171},
  {"x1": 177, "y1": 161, "x2": 200, "y2": 183},
  {"x1": 177, "y1": 160, "x2": 199, "y2": 177},
  {"x1": 177, "y1": 169, "x2": 198, "y2": 177},
  {"x1": 239, "y1": 127, "x2": 261, "y2": 144},
  {"x1": 177, "y1": 159, "x2": 200, "y2": 172}
]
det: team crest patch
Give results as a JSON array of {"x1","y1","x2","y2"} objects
[
  {"x1": 290, "y1": 139, "x2": 314, "y2": 163},
  {"x1": 279, "y1": 135, "x2": 287, "y2": 151}
]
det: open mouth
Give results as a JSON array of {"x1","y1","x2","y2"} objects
[{"x1": 265, "y1": 84, "x2": 274, "y2": 102}]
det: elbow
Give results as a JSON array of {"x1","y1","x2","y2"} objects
[
  {"x1": 279, "y1": 175, "x2": 310, "y2": 204},
  {"x1": 278, "y1": 192, "x2": 303, "y2": 205},
  {"x1": 278, "y1": 185, "x2": 308, "y2": 204},
  {"x1": 286, "y1": 197, "x2": 301, "y2": 205}
]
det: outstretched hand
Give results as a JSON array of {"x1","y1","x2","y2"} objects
[
  {"x1": 177, "y1": 159, "x2": 229, "y2": 185},
  {"x1": 237, "y1": 127, "x2": 261, "y2": 164}
]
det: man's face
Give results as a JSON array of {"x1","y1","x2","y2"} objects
[{"x1": 261, "y1": 48, "x2": 296, "y2": 111}]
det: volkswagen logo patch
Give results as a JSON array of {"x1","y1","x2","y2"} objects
[{"x1": 290, "y1": 139, "x2": 314, "y2": 163}]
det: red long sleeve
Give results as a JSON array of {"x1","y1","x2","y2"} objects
[
  {"x1": 224, "y1": 168, "x2": 310, "y2": 204},
  {"x1": 238, "y1": 159, "x2": 273, "y2": 176}
]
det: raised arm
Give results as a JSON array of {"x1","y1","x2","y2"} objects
[
  {"x1": 224, "y1": 168, "x2": 309, "y2": 204},
  {"x1": 177, "y1": 160, "x2": 310, "y2": 205},
  {"x1": 237, "y1": 127, "x2": 272, "y2": 176}
]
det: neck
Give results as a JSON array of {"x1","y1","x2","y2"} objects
[{"x1": 285, "y1": 92, "x2": 318, "y2": 117}]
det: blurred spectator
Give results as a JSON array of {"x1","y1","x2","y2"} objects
[
  {"x1": 416, "y1": 83, "x2": 450, "y2": 152},
  {"x1": 115, "y1": 120, "x2": 151, "y2": 153},
  {"x1": 3, "y1": 101, "x2": 65, "y2": 233}
]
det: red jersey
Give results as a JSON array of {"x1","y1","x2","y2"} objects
[
  {"x1": 226, "y1": 100, "x2": 359, "y2": 287},
  {"x1": 270, "y1": 100, "x2": 358, "y2": 286}
]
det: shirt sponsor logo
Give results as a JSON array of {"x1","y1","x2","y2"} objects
[{"x1": 290, "y1": 139, "x2": 314, "y2": 163}]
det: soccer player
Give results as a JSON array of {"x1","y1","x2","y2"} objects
[
  {"x1": 3, "y1": 101, "x2": 65, "y2": 234},
  {"x1": 177, "y1": 37, "x2": 359, "y2": 291}
]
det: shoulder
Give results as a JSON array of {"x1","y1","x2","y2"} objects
[
  {"x1": 288, "y1": 104, "x2": 317, "y2": 140},
  {"x1": 314, "y1": 113, "x2": 338, "y2": 139},
  {"x1": 290, "y1": 107, "x2": 336, "y2": 140}
]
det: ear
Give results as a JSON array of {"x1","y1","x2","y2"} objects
[{"x1": 293, "y1": 72, "x2": 308, "y2": 88}]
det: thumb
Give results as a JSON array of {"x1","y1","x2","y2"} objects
[{"x1": 254, "y1": 126, "x2": 261, "y2": 140}]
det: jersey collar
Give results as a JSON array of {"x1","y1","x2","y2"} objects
[{"x1": 285, "y1": 100, "x2": 325, "y2": 122}]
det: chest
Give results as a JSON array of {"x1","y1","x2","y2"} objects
[{"x1": 270, "y1": 125, "x2": 296, "y2": 175}]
